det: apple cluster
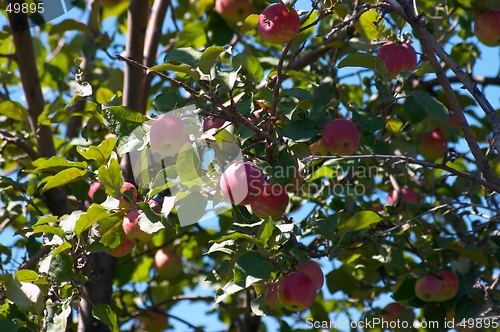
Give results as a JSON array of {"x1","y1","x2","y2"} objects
[{"x1": 263, "y1": 260, "x2": 324, "y2": 313}]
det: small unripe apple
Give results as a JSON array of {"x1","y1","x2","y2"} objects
[
  {"x1": 219, "y1": 161, "x2": 266, "y2": 206},
  {"x1": 203, "y1": 116, "x2": 226, "y2": 132},
  {"x1": 137, "y1": 309, "x2": 169, "y2": 332},
  {"x1": 435, "y1": 270, "x2": 459, "y2": 302},
  {"x1": 215, "y1": 0, "x2": 253, "y2": 24},
  {"x1": 263, "y1": 283, "x2": 282, "y2": 312},
  {"x1": 296, "y1": 260, "x2": 324, "y2": 291},
  {"x1": 106, "y1": 238, "x2": 136, "y2": 257},
  {"x1": 321, "y1": 119, "x2": 360, "y2": 155},
  {"x1": 149, "y1": 114, "x2": 190, "y2": 156},
  {"x1": 119, "y1": 182, "x2": 138, "y2": 208},
  {"x1": 377, "y1": 42, "x2": 417, "y2": 78},
  {"x1": 153, "y1": 248, "x2": 183, "y2": 280},
  {"x1": 250, "y1": 182, "x2": 289, "y2": 219},
  {"x1": 123, "y1": 209, "x2": 154, "y2": 244},
  {"x1": 380, "y1": 302, "x2": 405, "y2": 322},
  {"x1": 415, "y1": 275, "x2": 442, "y2": 302},
  {"x1": 309, "y1": 138, "x2": 328, "y2": 156},
  {"x1": 277, "y1": 272, "x2": 317, "y2": 311},
  {"x1": 387, "y1": 188, "x2": 418, "y2": 205},
  {"x1": 418, "y1": 128, "x2": 447, "y2": 161},
  {"x1": 258, "y1": 4, "x2": 301, "y2": 45},
  {"x1": 474, "y1": 11, "x2": 500, "y2": 47}
]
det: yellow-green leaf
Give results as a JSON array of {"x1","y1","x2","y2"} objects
[{"x1": 42, "y1": 168, "x2": 88, "y2": 193}]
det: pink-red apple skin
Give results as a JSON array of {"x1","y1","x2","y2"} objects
[
  {"x1": 377, "y1": 43, "x2": 417, "y2": 78},
  {"x1": 219, "y1": 161, "x2": 266, "y2": 206},
  {"x1": 258, "y1": 4, "x2": 301, "y2": 45},
  {"x1": 203, "y1": 116, "x2": 226, "y2": 132},
  {"x1": 322, "y1": 119, "x2": 360, "y2": 155},
  {"x1": 148, "y1": 199, "x2": 162, "y2": 214},
  {"x1": 149, "y1": 114, "x2": 190, "y2": 156},
  {"x1": 296, "y1": 260, "x2": 324, "y2": 291},
  {"x1": 415, "y1": 275, "x2": 442, "y2": 302},
  {"x1": 474, "y1": 11, "x2": 500, "y2": 47},
  {"x1": 277, "y1": 272, "x2": 317, "y2": 311},
  {"x1": 119, "y1": 182, "x2": 138, "y2": 208},
  {"x1": 106, "y1": 238, "x2": 136, "y2": 257},
  {"x1": 250, "y1": 182, "x2": 289, "y2": 219},
  {"x1": 418, "y1": 128, "x2": 448, "y2": 161},
  {"x1": 380, "y1": 302, "x2": 405, "y2": 322},
  {"x1": 137, "y1": 309, "x2": 169, "y2": 332},
  {"x1": 435, "y1": 270, "x2": 459, "y2": 302},
  {"x1": 88, "y1": 182, "x2": 102, "y2": 201},
  {"x1": 387, "y1": 188, "x2": 418, "y2": 205},
  {"x1": 153, "y1": 248, "x2": 183, "y2": 280},
  {"x1": 215, "y1": 0, "x2": 253, "y2": 24},
  {"x1": 123, "y1": 209, "x2": 154, "y2": 244},
  {"x1": 263, "y1": 283, "x2": 282, "y2": 312}
]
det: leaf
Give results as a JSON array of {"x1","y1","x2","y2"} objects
[
  {"x1": 5, "y1": 277, "x2": 44, "y2": 313},
  {"x1": 163, "y1": 47, "x2": 202, "y2": 67},
  {"x1": 98, "y1": 159, "x2": 123, "y2": 197},
  {"x1": 153, "y1": 92, "x2": 187, "y2": 113},
  {"x1": 31, "y1": 224, "x2": 66, "y2": 239},
  {"x1": 77, "y1": 136, "x2": 116, "y2": 164},
  {"x1": 177, "y1": 190, "x2": 208, "y2": 227},
  {"x1": 0, "y1": 101, "x2": 28, "y2": 121},
  {"x1": 241, "y1": 14, "x2": 259, "y2": 33},
  {"x1": 15, "y1": 270, "x2": 38, "y2": 283},
  {"x1": 326, "y1": 267, "x2": 360, "y2": 296},
  {"x1": 48, "y1": 253, "x2": 75, "y2": 283},
  {"x1": 176, "y1": 144, "x2": 205, "y2": 187},
  {"x1": 33, "y1": 156, "x2": 88, "y2": 173},
  {"x1": 96, "y1": 216, "x2": 124, "y2": 248},
  {"x1": 353, "y1": 10, "x2": 384, "y2": 40},
  {"x1": 386, "y1": 117, "x2": 403, "y2": 135},
  {"x1": 47, "y1": 302, "x2": 71, "y2": 332},
  {"x1": 49, "y1": 19, "x2": 92, "y2": 35},
  {"x1": 250, "y1": 294, "x2": 266, "y2": 317},
  {"x1": 102, "y1": 106, "x2": 147, "y2": 124},
  {"x1": 92, "y1": 304, "x2": 119, "y2": 332},
  {"x1": 338, "y1": 53, "x2": 390, "y2": 82},
  {"x1": 410, "y1": 90, "x2": 449, "y2": 124},
  {"x1": 233, "y1": 252, "x2": 271, "y2": 285},
  {"x1": 337, "y1": 211, "x2": 382, "y2": 236},
  {"x1": 199, "y1": 46, "x2": 226, "y2": 75},
  {"x1": 137, "y1": 211, "x2": 164, "y2": 235},
  {"x1": 42, "y1": 168, "x2": 88, "y2": 193},
  {"x1": 74, "y1": 204, "x2": 111, "y2": 237},
  {"x1": 233, "y1": 53, "x2": 264, "y2": 82},
  {"x1": 148, "y1": 63, "x2": 201, "y2": 81}
]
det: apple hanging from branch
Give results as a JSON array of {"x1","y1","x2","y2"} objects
[
  {"x1": 219, "y1": 161, "x2": 266, "y2": 206},
  {"x1": 377, "y1": 42, "x2": 417, "y2": 78},
  {"x1": 250, "y1": 182, "x2": 289, "y2": 219},
  {"x1": 277, "y1": 272, "x2": 317, "y2": 311},
  {"x1": 321, "y1": 118, "x2": 360, "y2": 155},
  {"x1": 215, "y1": 0, "x2": 253, "y2": 24},
  {"x1": 258, "y1": 3, "x2": 301, "y2": 45}
]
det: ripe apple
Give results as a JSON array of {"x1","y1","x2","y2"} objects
[
  {"x1": 250, "y1": 182, "x2": 289, "y2": 219},
  {"x1": 203, "y1": 116, "x2": 226, "y2": 132},
  {"x1": 415, "y1": 275, "x2": 442, "y2": 302},
  {"x1": 386, "y1": 188, "x2": 418, "y2": 205},
  {"x1": 215, "y1": 0, "x2": 253, "y2": 24},
  {"x1": 137, "y1": 309, "x2": 169, "y2": 332},
  {"x1": 377, "y1": 42, "x2": 417, "y2": 78},
  {"x1": 310, "y1": 138, "x2": 328, "y2": 156},
  {"x1": 153, "y1": 248, "x2": 183, "y2": 280},
  {"x1": 106, "y1": 238, "x2": 136, "y2": 257},
  {"x1": 435, "y1": 270, "x2": 459, "y2": 302},
  {"x1": 277, "y1": 272, "x2": 317, "y2": 311},
  {"x1": 149, "y1": 114, "x2": 190, "y2": 156},
  {"x1": 219, "y1": 161, "x2": 266, "y2": 206},
  {"x1": 263, "y1": 283, "x2": 282, "y2": 312},
  {"x1": 380, "y1": 302, "x2": 405, "y2": 322},
  {"x1": 119, "y1": 182, "x2": 138, "y2": 208},
  {"x1": 122, "y1": 209, "x2": 155, "y2": 244},
  {"x1": 418, "y1": 127, "x2": 448, "y2": 161},
  {"x1": 474, "y1": 11, "x2": 500, "y2": 47},
  {"x1": 296, "y1": 260, "x2": 324, "y2": 291},
  {"x1": 258, "y1": 3, "x2": 301, "y2": 45},
  {"x1": 321, "y1": 119, "x2": 360, "y2": 155}
]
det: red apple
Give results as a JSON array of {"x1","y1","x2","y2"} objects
[
  {"x1": 215, "y1": 0, "x2": 253, "y2": 24},
  {"x1": 321, "y1": 119, "x2": 360, "y2": 155},
  {"x1": 263, "y1": 283, "x2": 282, "y2": 312},
  {"x1": 377, "y1": 42, "x2": 417, "y2": 78},
  {"x1": 119, "y1": 182, "x2": 138, "y2": 208},
  {"x1": 219, "y1": 161, "x2": 266, "y2": 206},
  {"x1": 149, "y1": 114, "x2": 190, "y2": 156},
  {"x1": 474, "y1": 11, "x2": 500, "y2": 47},
  {"x1": 153, "y1": 248, "x2": 183, "y2": 280},
  {"x1": 380, "y1": 302, "x2": 405, "y2": 322},
  {"x1": 137, "y1": 309, "x2": 169, "y2": 332},
  {"x1": 296, "y1": 260, "x2": 324, "y2": 291},
  {"x1": 250, "y1": 182, "x2": 289, "y2": 219},
  {"x1": 418, "y1": 128, "x2": 448, "y2": 161},
  {"x1": 88, "y1": 182, "x2": 105, "y2": 203},
  {"x1": 435, "y1": 270, "x2": 459, "y2": 302},
  {"x1": 387, "y1": 188, "x2": 418, "y2": 205},
  {"x1": 122, "y1": 209, "x2": 155, "y2": 244},
  {"x1": 106, "y1": 238, "x2": 136, "y2": 257},
  {"x1": 278, "y1": 272, "x2": 317, "y2": 311},
  {"x1": 415, "y1": 275, "x2": 442, "y2": 302},
  {"x1": 203, "y1": 116, "x2": 226, "y2": 132},
  {"x1": 309, "y1": 138, "x2": 328, "y2": 156},
  {"x1": 258, "y1": 4, "x2": 301, "y2": 45}
]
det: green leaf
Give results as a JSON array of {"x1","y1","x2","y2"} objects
[
  {"x1": 102, "y1": 106, "x2": 147, "y2": 124},
  {"x1": 137, "y1": 211, "x2": 164, "y2": 235},
  {"x1": 92, "y1": 304, "x2": 119, "y2": 332},
  {"x1": 199, "y1": 46, "x2": 226, "y2": 75},
  {"x1": 96, "y1": 216, "x2": 124, "y2": 248},
  {"x1": 77, "y1": 136, "x2": 116, "y2": 164},
  {"x1": 163, "y1": 47, "x2": 202, "y2": 67},
  {"x1": 241, "y1": 13, "x2": 259, "y2": 33},
  {"x1": 47, "y1": 302, "x2": 71, "y2": 332},
  {"x1": 42, "y1": 168, "x2": 88, "y2": 193},
  {"x1": 353, "y1": 10, "x2": 385, "y2": 40},
  {"x1": 337, "y1": 211, "x2": 382, "y2": 236},
  {"x1": 0, "y1": 101, "x2": 28, "y2": 121},
  {"x1": 74, "y1": 204, "x2": 111, "y2": 237},
  {"x1": 52, "y1": 242, "x2": 72, "y2": 257},
  {"x1": 233, "y1": 54, "x2": 264, "y2": 82},
  {"x1": 5, "y1": 277, "x2": 44, "y2": 313},
  {"x1": 177, "y1": 190, "x2": 208, "y2": 227},
  {"x1": 153, "y1": 92, "x2": 187, "y2": 113},
  {"x1": 31, "y1": 224, "x2": 67, "y2": 239},
  {"x1": 233, "y1": 252, "x2": 271, "y2": 285},
  {"x1": 385, "y1": 117, "x2": 403, "y2": 135},
  {"x1": 352, "y1": 109, "x2": 386, "y2": 132},
  {"x1": 98, "y1": 159, "x2": 123, "y2": 197},
  {"x1": 14, "y1": 270, "x2": 38, "y2": 283},
  {"x1": 326, "y1": 267, "x2": 360, "y2": 296},
  {"x1": 338, "y1": 53, "x2": 390, "y2": 82},
  {"x1": 48, "y1": 253, "x2": 75, "y2": 283},
  {"x1": 33, "y1": 156, "x2": 88, "y2": 173},
  {"x1": 176, "y1": 144, "x2": 206, "y2": 188},
  {"x1": 49, "y1": 19, "x2": 92, "y2": 35},
  {"x1": 410, "y1": 90, "x2": 449, "y2": 124},
  {"x1": 148, "y1": 63, "x2": 201, "y2": 81}
]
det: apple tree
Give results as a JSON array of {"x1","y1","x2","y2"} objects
[{"x1": 1, "y1": 0, "x2": 500, "y2": 331}]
